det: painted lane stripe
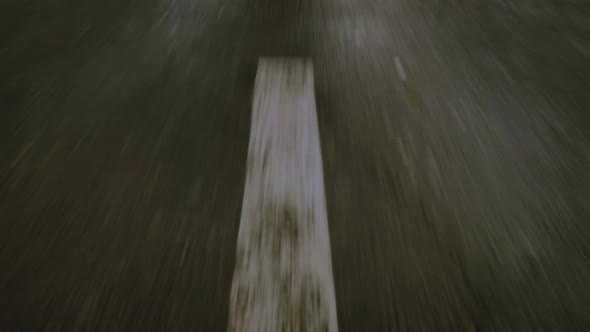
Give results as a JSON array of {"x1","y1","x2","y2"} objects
[
  {"x1": 394, "y1": 56, "x2": 407, "y2": 82},
  {"x1": 229, "y1": 58, "x2": 338, "y2": 332}
]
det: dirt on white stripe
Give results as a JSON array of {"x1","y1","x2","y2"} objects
[{"x1": 228, "y1": 58, "x2": 338, "y2": 332}]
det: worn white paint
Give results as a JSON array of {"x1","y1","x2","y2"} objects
[
  {"x1": 394, "y1": 56, "x2": 407, "y2": 81},
  {"x1": 228, "y1": 58, "x2": 338, "y2": 332}
]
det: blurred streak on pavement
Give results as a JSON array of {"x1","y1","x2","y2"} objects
[{"x1": 1, "y1": 0, "x2": 590, "y2": 330}]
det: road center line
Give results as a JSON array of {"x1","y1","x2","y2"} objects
[{"x1": 228, "y1": 57, "x2": 338, "y2": 332}]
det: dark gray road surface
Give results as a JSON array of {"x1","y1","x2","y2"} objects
[{"x1": 1, "y1": 0, "x2": 590, "y2": 330}]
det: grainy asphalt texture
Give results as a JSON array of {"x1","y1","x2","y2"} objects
[{"x1": 1, "y1": 0, "x2": 590, "y2": 330}]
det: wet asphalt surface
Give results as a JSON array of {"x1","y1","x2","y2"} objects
[{"x1": 2, "y1": 0, "x2": 590, "y2": 330}]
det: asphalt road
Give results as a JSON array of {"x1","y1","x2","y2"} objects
[{"x1": 1, "y1": 0, "x2": 590, "y2": 330}]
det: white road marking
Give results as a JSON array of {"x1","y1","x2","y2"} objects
[
  {"x1": 394, "y1": 56, "x2": 407, "y2": 81},
  {"x1": 229, "y1": 58, "x2": 338, "y2": 332}
]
